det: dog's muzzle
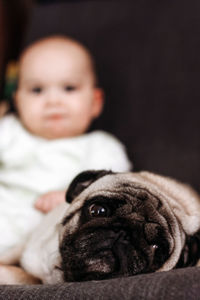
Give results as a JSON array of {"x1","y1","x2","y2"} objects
[{"x1": 59, "y1": 192, "x2": 171, "y2": 282}]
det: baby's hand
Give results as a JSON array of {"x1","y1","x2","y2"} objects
[{"x1": 34, "y1": 191, "x2": 66, "y2": 213}]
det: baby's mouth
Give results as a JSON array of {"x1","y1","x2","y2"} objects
[
  {"x1": 44, "y1": 112, "x2": 67, "y2": 121},
  {"x1": 47, "y1": 114, "x2": 64, "y2": 120}
]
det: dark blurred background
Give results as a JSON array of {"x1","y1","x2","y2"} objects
[{"x1": 1, "y1": 0, "x2": 200, "y2": 192}]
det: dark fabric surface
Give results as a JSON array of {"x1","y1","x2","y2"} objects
[
  {"x1": 0, "y1": 267, "x2": 200, "y2": 300},
  {"x1": 22, "y1": 0, "x2": 200, "y2": 192}
]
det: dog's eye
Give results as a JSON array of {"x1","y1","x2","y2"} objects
[{"x1": 88, "y1": 203, "x2": 110, "y2": 218}]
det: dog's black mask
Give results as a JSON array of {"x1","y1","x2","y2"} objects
[{"x1": 59, "y1": 170, "x2": 200, "y2": 282}]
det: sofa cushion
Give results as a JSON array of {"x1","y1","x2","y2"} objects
[{"x1": 0, "y1": 267, "x2": 200, "y2": 300}]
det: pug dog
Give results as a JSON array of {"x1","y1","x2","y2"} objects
[{"x1": 0, "y1": 169, "x2": 200, "y2": 284}]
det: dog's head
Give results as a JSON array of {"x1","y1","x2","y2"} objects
[{"x1": 59, "y1": 170, "x2": 200, "y2": 282}]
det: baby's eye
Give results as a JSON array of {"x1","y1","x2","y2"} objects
[
  {"x1": 64, "y1": 85, "x2": 77, "y2": 92},
  {"x1": 31, "y1": 87, "x2": 43, "y2": 94}
]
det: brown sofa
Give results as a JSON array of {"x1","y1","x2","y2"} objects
[{"x1": 1, "y1": 1, "x2": 200, "y2": 298}]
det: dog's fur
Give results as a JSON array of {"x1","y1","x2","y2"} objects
[{"x1": 1, "y1": 170, "x2": 200, "y2": 284}]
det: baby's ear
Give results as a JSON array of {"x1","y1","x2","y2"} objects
[
  {"x1": 66, "y1": 169, "x2": 113, "y2": 203},
  {"x1": 92, "y1": 88, "x2": 104, "y2": 118}
]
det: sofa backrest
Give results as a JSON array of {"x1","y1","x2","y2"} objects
[{"x1": 22, "y1": 0, "x2": 200, "y2": 192}]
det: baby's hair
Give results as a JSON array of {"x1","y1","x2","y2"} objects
[
  {"x1": 19, "y1": 35, "x2": 99, "y2": 86},
  {"x1": 5, "y1": 35, "x2": 100, "y2": 113}
]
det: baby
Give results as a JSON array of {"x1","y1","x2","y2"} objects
[{"x1": 0, "y1": 36, "x2": 132, "y2": 255}]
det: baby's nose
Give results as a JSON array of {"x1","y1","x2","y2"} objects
[{"x1": 46, "y1": 88, "x2": 62, "y2": 104}]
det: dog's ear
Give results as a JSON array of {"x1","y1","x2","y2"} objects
[
  {"x1": 66, "y1": 170, "x2": 113, "y2": 203},
  {"x1": 176, "y1": 230, "x2": 200, "y2": 268}
]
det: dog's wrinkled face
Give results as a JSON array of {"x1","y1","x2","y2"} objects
[{"x1": 59, "y1": 170, "x2": 179, "y2": 282}]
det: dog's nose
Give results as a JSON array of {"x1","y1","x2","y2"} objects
[
  {"x1": 114, "y1": 229, "x2": 130, "y2": 244},
  {"x1": 111, "y1": 229, "x2": 130, "y2": 272}
]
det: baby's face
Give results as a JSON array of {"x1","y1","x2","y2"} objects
[{"x1": 14, "y1": 39, "x2": 103, "y2": 139}]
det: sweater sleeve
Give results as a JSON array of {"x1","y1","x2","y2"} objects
[
  {"x1": 0, "y1": 116, "x2": 12, "y2": 158},
  {"x1": 83, "y1": 131, "x2": 133, "y2": 172},
  {"x1": 0, "y1": 115, "x2": 19, "y2": 152}
]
